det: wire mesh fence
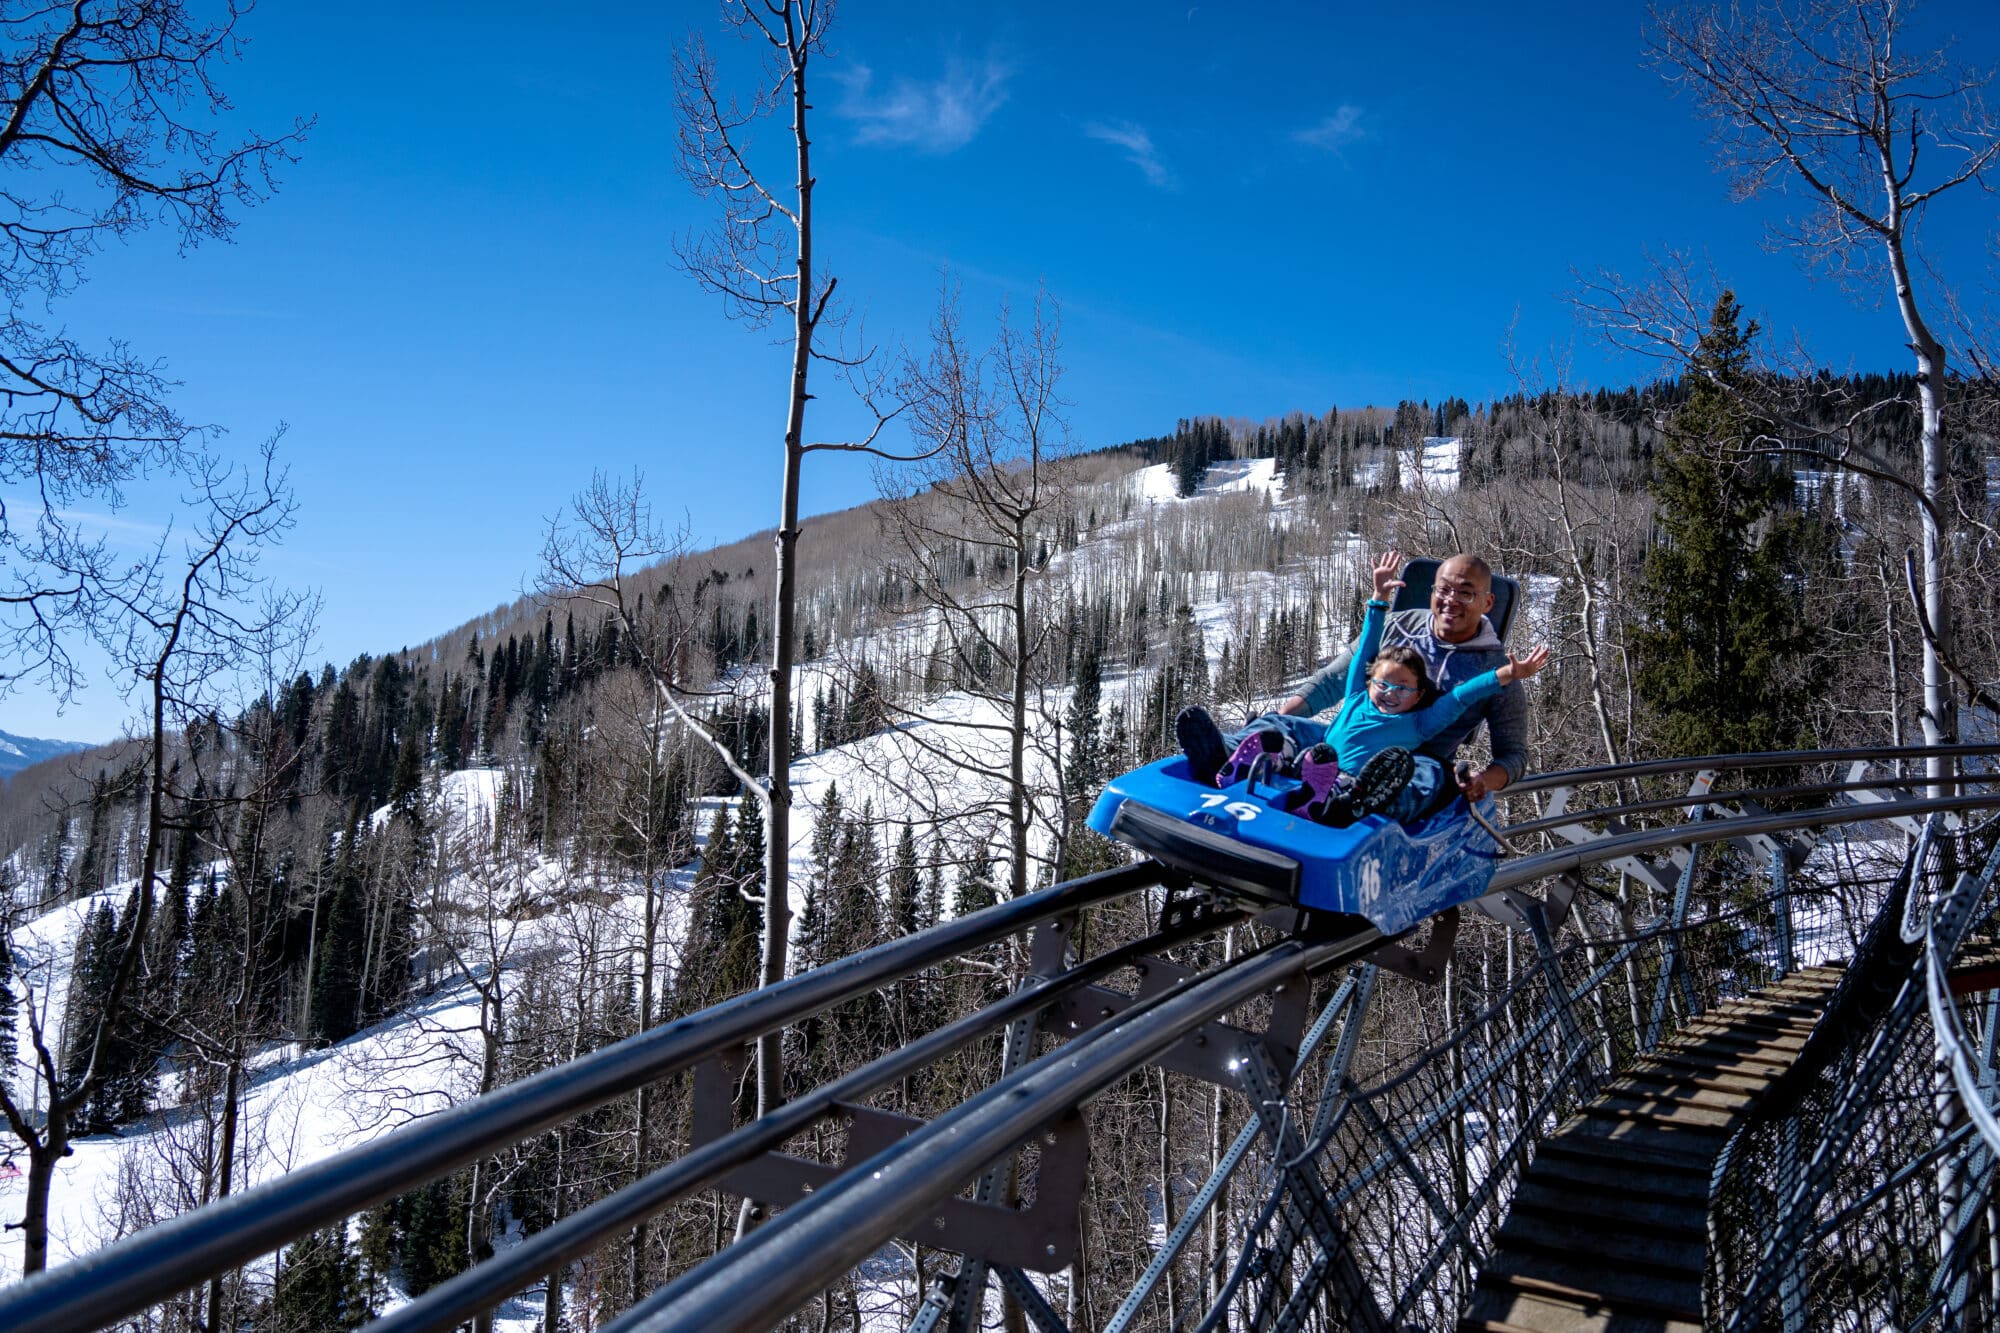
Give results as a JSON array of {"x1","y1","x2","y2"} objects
[
  {"x1": 1708, "y1": 820, "x2": 2000, "y2": 1333},
  {"x1": 1178, "y1": 816, "x2": 1927, "y2": 1333}
]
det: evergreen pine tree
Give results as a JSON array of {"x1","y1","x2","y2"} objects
[
  {"x1": 394, "y1": 1175, "x2": 470, "y2": 1296},
  {"x1": 1630, "y1": 292, "x2": 1824, "y2": 758},
  {"x1": 355, "y1": 1205, "x2": 396, "y2": 1317},
  {"x1": 686, "y1": 805, "x2": 759, "y2": 1009},
  {"x1": 60, "y1": 901, "x2": 122, "y2": 1129},
  {"x1": 273, "y1": 1225, "x2": 366, "y2": 1330},
  {"x1": 828, "y1": 803, "x2": 881, "y2": 958},
  {"x1": 1063, "y1": 648, "x2": 1103, "y2": 801},
  {"x1": 887, "y1": 824, "x2": 921, "y2": 937},
  {"x1": 308, "y1": 822, "x2": 367, "y2": 1045},
  {"x1": 953, "y1": 842, "x2": 997, "y2": 919},
  {"x1": 799, "y1": 784, "x2": 844, "y2": 970}
]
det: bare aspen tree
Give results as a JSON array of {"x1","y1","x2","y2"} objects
[
  {"x1": 0, "y1": 443, "x2": 310, "y2": 1274},
  {"x1": 0, "y1": 1, "x2": 308, "y2": 701},
  {"x1": 1507, "y1": 353, "x2": 1642, "y2": 769},
  {"x1": 671, "y1": 0, "x2": 921, "y2": 1130},
  {"x1": 881, "y1": 288, "x2": 1073, "y2": 900},
  {"x1": 1649, "y1": 0, "x2": 2000, "y2": 786}
]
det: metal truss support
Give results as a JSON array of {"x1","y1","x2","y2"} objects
[
  {"x1": 945, "y1": 912, "x2": 1077, "y2": 1333},
  {"x1": 1646, "y1": 807, "x2": 1708, "y2": 1052},
  {"x1": 991, "y1": 1265, "x2": 1071, "y2": 1333},
  {"x1": 1773, "y1": 844, "x2": 1796, "y2": 980},
  {"x1": 908, "y1": 1276, "x2": 957, "y2": 1333},
  {"x1": 1232, "y1": 1037, "x2": 1389, "y2": 1333},
  {"x1": 1536, "y1": 771, "x2": 1715, "y2": 902},
  {"x1": 1524, "y1": 901, "x2": 1601, "y2": 1106},
  {"x1": 1845, "y1": 760, "x2": 1931, "y2": 838},
  {"x1": 1103, "y1": 969, "x2": 1374, "y2": 1333}
]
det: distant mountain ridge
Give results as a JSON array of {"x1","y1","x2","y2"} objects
[{"x1": 0, "y1": 728, "x2": 92, "y2": 781}]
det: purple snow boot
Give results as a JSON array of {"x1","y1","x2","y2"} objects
[
  {"x1": 1284, "y1": 743, "x2": 1345, "y2": 815},
  {"x1": 1312, "y1": 746, "x2": 1417, "y2": 828},
  {"x1": 1216, "y1": 728, "x2": 1288, "y2": 788}
]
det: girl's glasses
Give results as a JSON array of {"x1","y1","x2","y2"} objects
[{"x1": 1369, "y1": 677, "x2": 1417, "y2": 697}]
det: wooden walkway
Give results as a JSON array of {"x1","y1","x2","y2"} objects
[{"x1": 1458, "y1": 963, "x2": 1847, "y2": 1333}]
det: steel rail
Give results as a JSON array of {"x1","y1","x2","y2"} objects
[
  {"x1": 1505, "y1": 743, "x2": 2000, "y2": 797},
  {"x1": 372, "y1": 906, "x2": 1247, "y2": 1333},
  {"x1": 1488, "y1": 791, "x2": 2000, "y2": 893},
  {"x1": 605, "y1": 930, "x2": 1384, "y2": 1333},
  {"x1": 0, "y1": 859, "x2": 1168, "y2": 1333},
  {"x1": 1502, "y1": 774, "x2": 2000, "y2": 839}
]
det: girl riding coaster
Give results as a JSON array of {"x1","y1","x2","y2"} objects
[
  {"x1": 1176, "y1": 551, "x2": 1549, "y2": 826},
  {"x1": 1087, "y1": 551, "x2": 1545, "y2": 933}
]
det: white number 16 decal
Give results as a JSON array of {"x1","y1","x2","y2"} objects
[{"x1": 1196, "y1": 792, "x2": 1261, "y2": 822}]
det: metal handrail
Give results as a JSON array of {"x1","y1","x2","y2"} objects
[
  {"x1": 1489, "y1": 791, "x2": 2000, "y2": 893},
  {"x1": 605, "y1": 929, "x2": 1385, "y2": 1333},
  {"x1": 1503, "y1": 773, "x2": 2000, "y2": 839},
  {"x1": 0, "y1": 859, "x2": 1168, "y2": 1333},
  {"x1": 371, "y1": 905, "x2": 1248, "y2": 1333},
  {"x1": 1506, "y1": 743, "x2": 2000, "y2": 797}
]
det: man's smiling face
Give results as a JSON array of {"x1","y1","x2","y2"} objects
[{"x1": 1430, "y1": 557, "x2": 1494, "y2": 644}]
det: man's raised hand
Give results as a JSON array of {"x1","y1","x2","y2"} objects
[
  {"x1": 1371, "y1": 550, "x2": 1405, "y2": 602},
  {"x1": 1496, "y1": 645, "x2": 1551, "y2": 685}
]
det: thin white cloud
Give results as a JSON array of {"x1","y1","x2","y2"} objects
[
  {"x1": 835, "y1": 56, "x2": 1011, "y2": 154},
  {"x1": 48, "y1": 507, "x2": 170, "y2": 540},
  {"x1": 1294, "y1": 105, "x2": 1367, "y2": 151},
  {"x1": 1085, "y1": 120, "x2": 1174, "y2": 189}
]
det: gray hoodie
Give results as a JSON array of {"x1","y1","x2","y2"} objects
[{"x1": 1295, "y1": 608, "x2": 1529, "y2": 783}]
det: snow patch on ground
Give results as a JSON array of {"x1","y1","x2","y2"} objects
[
  {"x1": 370, "y1": 766, "x2": 506, "y2": 837},
  {"x1": 1124, "y1": 456, "x2": 1282, "y2": 506}
]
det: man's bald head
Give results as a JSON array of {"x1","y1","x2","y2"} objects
[{"x1": 1430, "y1": 553, "x2": 1495, "y2": 644}]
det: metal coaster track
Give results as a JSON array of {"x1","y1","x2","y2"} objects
[{"x1": 4, "y1": 744, "x2": 2000, "y2": 1333}]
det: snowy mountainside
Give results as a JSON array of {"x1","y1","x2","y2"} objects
[{"x1": 0, "y1": 729, "x2": 92, "y2": 781}]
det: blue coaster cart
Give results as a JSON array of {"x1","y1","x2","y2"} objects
[{"x1": 1087, "y1": 558, "x2": 1525, "y2": 946}]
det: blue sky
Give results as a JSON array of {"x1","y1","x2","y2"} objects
[{"x1": 7, "y1": 0, "x2": 1996, "y2": 743}]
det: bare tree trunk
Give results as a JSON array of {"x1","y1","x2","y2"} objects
[
  {"x1": 1009, "y1": 520, "x2": 1031, "y2": 900},
  {"x1": 749, "y1": 0, "x2": 818, "y2": 1146},
  {"x1": 205, "y1": 1055, "x2": 242, "y2": 1332},
  {"x1": 19, "y1": 1136, "x2": 56, "y2": 1275},
  {"x1": 1890, "y1": 230, "x2": 1957, "y2": 792}
]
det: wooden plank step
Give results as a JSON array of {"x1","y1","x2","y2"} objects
[
  {"x1": 1508, "y1": 1179, "x2": 1705, "y2": 1238},
  {"x1": 1645, "y1": 1045, "x2": 1794, "y2": 1083},
  {"x1": 1689, "y1": 999, "x2": 1821, "y2": 1029},
  {"x1": 1722, "y1": 986, "x2": 1835, "y2": 1012},
  {"x1": 1524, "y1": 1148, "x2": 1709, "y2": 1204},
  {"x1": 1610, "y1": 1062, "x2": 1772, "y2": 1099},
  {"x1": 1470, "y1": 1250, "x2": 1703, "y2": 1322},
  {"x1": 1458, "y1": 1284, "x2": 1703, "y2": 1333},
  {"x1": 1577, "y1": 1099, "x2": 1736, "y2": 1136},
  {"x1": 1602, "y1": 1070, "x2": 1758, "y2": 1112},
  {"x1": 1665, "y1": 1021, "x2": 1810, "y2": 1055},
  {"x1": 1496, "y1": 1208, "x2": 1706, "y2": 1276},
  {"x1": 1703, "y1": 1006, "x2": 1821, "y2": 1037},
  {"x1": 1591, "y1": 1089, "x2": 1745, "y2": 1130},
  {"x1": 1539, "y1": 1119, "x2": 1718, "y2": 1171}
]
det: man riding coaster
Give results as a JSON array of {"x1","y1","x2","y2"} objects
[{"x1": 1177, "y1": 550, "x2": 1543, "y2": 826}]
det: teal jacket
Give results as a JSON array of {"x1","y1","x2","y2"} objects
[{"x1": 1325, "y1": 601, "x2": 1505, "y2": 774}]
